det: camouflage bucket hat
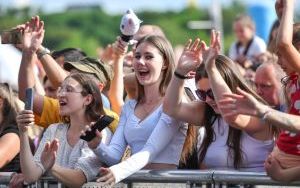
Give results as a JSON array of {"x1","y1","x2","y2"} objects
[{"x1": 63, "y1": 57, "x2": 114, "y2": 88}]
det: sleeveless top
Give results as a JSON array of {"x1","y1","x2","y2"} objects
[{"x1": 203, "y1": 118, "x2": 274, "y2": 172}]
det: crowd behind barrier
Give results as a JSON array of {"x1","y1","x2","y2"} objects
[{"x1": 1, "y1": 170, "x2": 300, "y2": 188}]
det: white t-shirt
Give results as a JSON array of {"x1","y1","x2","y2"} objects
[
  {"x1": 94, "y1": 99, "x2": 187, "y2": 183},
  {"x1": 229, "y1": 35, "x2": 266, "y2": 62}
]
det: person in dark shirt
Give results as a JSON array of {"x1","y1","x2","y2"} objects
[{"x1": 0, "y1": 83, "x2": 20, "y2": 172}]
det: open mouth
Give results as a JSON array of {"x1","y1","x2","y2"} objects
[
  {"x1": 138, "y1": 70, "x2": 150, "y2": 77},
  {"x1": 59, "y1": 101, "x2": 67, "y2": 106}
]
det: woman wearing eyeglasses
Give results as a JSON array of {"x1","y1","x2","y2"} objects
[
  {"x1": 164, "y1": 30, "x2": 278, "y2": 172},
  {"x1": 16, "y1": 73, "x2": 112, "y2": 187}
]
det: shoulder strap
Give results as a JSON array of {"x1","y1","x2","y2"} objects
[{"x1": 235, "y1": 37, "x2": 254, "y2": 56}]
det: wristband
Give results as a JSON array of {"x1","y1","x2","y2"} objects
[
  {"x1": 37, "y1": 46, "x2": 50, "y2": 59},
  {"x1": 174, "y1": 71, "x2": 189, "y2": 79}
]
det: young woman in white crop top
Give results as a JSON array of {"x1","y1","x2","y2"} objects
[
  {"x1": 164, "y1": 30, "x2": 278, "y2": 171},
  {"x1": 85, "y1": 35, "x2": 187, "y2": 186}
]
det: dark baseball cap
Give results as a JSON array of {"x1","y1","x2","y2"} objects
[{"x1": 63, "y1": 57, "x2": 113, "y2": 88}]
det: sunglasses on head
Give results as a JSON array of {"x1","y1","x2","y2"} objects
[{"x1": 195, "y1": 89, "x2": 214, "y2": 101}]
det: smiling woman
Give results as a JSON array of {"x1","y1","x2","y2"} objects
[
  {"x1": 16, "y1": 72, "x2": 112, "y2": 187},
  {"x1": 85, "y1": 35, "x2": 187, "y2": 186}
]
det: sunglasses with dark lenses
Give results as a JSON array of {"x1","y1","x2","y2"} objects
[{"x1": 195, "y1": 89, "x2": 214, "y2": 101}]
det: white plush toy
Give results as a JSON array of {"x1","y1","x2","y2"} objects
[{"x1": 120, "y1": 9, "x2": 142, "y2": 45}]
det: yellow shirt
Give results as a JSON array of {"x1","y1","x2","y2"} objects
[{"x1": 34, "y1": 96, "x2": 119, "y2": 133}]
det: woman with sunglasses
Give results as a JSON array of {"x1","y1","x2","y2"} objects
[{"x1": 164, "y1": 30, "x2": 277, "y2": 171}]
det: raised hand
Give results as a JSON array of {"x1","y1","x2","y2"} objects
[
  {"x1": 16, "y1": 110, "x2": 34, "y2": 132},
  {"x1": 99, "y1": 44, "x2": 114, "y2": 64},
  {"x1": 114, "y1": 36, "x2": 129, "y2": 58},
  {"x1": 203, "y1": 30, "x2": 221, "y2": 70},
  {"x1": 96, "y1": 167, "x2": 116, "y2": 186},
  {"x1": 176, "y1": 38, "x2": 206, "y2": 77},
  {"x1": 40, "y1": 139, "x2": 59, "y2": 173},
  {"x1": 275, "y1": 0, "x2": 284, "y2": 19},
  {"x1": 218, "y1": 87, "x2": 268, "y2": 118},
  {"x1": 22, "y1": 16, "x2": 45, "y2": 53}
]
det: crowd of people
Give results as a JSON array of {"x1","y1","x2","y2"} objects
[{"x1": 1, "y1": 0, "x2": 300, "y2": 187}]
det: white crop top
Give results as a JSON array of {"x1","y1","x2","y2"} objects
[
  {"x1": 203, "y1": 118, "x2": 274, "y2": 172},
  {"x1": 94, "y1": 100, "x2": 187, "y2": 182}
]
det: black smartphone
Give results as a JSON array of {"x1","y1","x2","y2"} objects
[
  {"x1": 25, "y1": 88, "x2": 34, "y2": 110},
  {"x1": 184, "y1": 87, "x2": 196, "y2": 101},
  {"x1": 1, "y1": 29, "x2": 22, "y2": 44},
  {"x1": 80, "y1": 115, "x2": 114, "y2": 142}
]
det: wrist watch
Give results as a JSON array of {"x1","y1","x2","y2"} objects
[{"x1": 37, "y1": 46, "x2": 50, "y2": 59}]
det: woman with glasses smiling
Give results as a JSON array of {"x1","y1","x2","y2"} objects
[
  {"x1": 16, "y1": 73, "x2": 112, "y2": 187},
  {"x1": 164, "y1": 30, "x2": 278, "y2": 172}
]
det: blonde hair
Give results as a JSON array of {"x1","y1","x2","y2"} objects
[{"x1": 234, "y1": 14, "x2": 256, "y2": 31}]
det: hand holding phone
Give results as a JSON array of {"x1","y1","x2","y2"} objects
[
  {"x1": 25, "y1": 88, "x2": 34, "y2": 110},
  {"x1": 80, "y1": 115, "x2": 114, "y2": 142},
  {"x1": 1, "y1": 29, "x2": 22, "y2": 44}
]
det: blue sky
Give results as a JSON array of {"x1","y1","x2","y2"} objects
[{"x1": 0, "y1": 0, "x2": 289, "y2": 14}]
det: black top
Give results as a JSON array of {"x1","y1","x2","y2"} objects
[{"x1": 0, "y1": 124, "x2": 21, "y2": 172}]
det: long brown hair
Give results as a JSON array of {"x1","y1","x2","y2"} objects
[
  {"x1": 0, "y1": 83, "x2": 19, "y2": 132},
  {"x1": 62, "y1": 73, "x2": 105, "y2": 123},
  {"x1": 135, "y1": 35, "x2": 175, "y2": 101},
  {"x1": 197, "y1": 55, "x2": 276, "y2": 169}
]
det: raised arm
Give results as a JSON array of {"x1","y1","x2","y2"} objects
[
  {"x1": 163, "y1": 39, "x2": 206, "y2": 125},
  {"x1": 107, "y1": 37, "x2": 128, "y2": 115},
  {"x1": 219, "y1": 87, "x2": 300, "y2": 133},
  {"x1": 276, "y1": 0, "x2": 300, "y2": 73},
  {"x1": 17, "y1": 110, "x2": 44, "y2": 183},
  {"x1": 37, "y1": 46, "x2": 68, "y2": 88},
  {"x1": 204, "y1": 30, "x2": 269, "y2": 138},
  {"x1": 18, "y1": 16, "x2": 45, "y2": 116}
]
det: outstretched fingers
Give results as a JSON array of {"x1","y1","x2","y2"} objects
[
  {"x1": 184, "y1": 39, "x2": 192, "y2": 51},
  {"x1": 190, "y1": 38, "x2": 200, "y2": 51}
]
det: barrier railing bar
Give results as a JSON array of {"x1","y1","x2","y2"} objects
[{"x1": 2, "y1": 170, "x2": 300, "y2": 187}]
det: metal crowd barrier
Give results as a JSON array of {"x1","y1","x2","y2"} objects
[{"x1": 1, "y1": 170, "x2": 300, "y2": 188}]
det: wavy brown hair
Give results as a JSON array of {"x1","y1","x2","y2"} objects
[
  {"x1": 0, "y1": 83, "x2": 19, "y2": 132},
  {"x1": 62, "y1": 73, "x2": 105, "y2": 123}
]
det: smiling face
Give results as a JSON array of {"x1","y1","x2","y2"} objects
[
  {"x1": 57, "y1": 77, "x2": 86, "y2": 116},
  {"x1": 133, "y1": 41, "x2": 166, "y2": 87}
]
